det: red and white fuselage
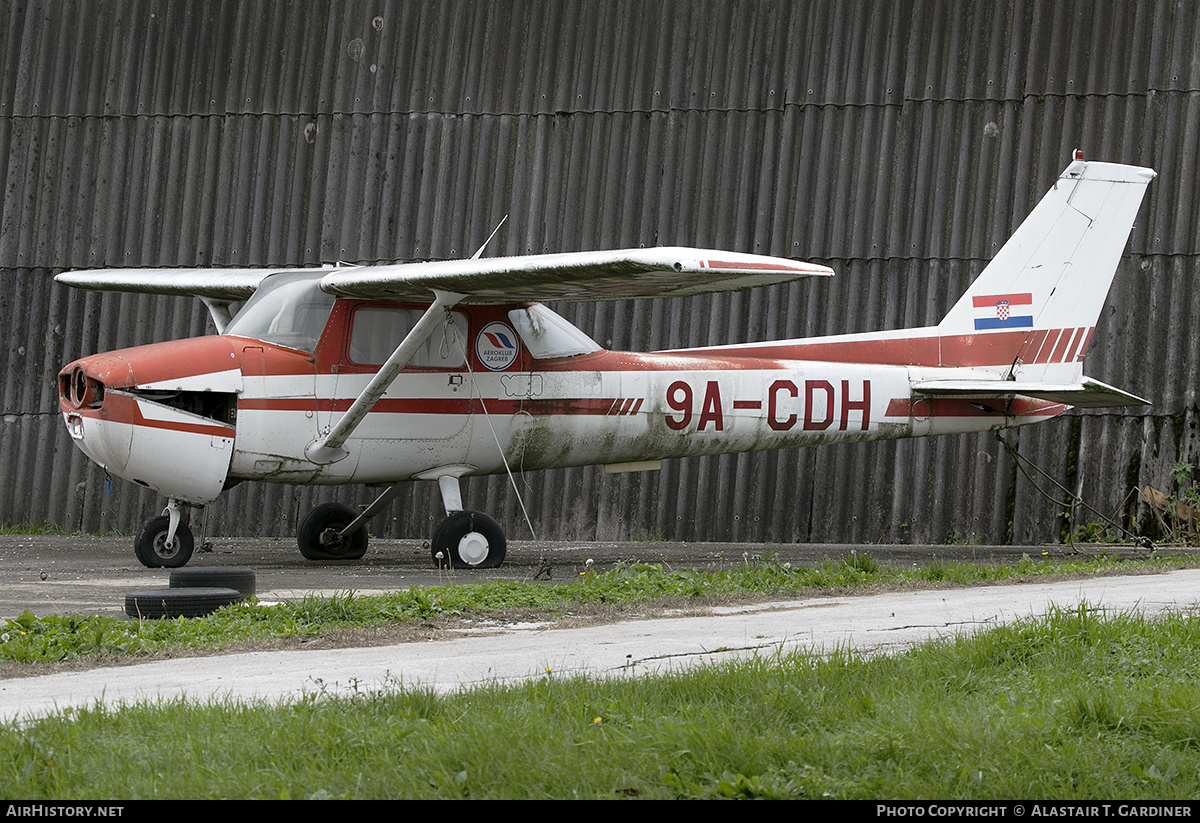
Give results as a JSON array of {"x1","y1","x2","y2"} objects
[{"x1": 59, "y1": 298, "x2": 1068, "y2": 506}]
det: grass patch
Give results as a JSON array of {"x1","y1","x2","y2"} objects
[
  {"x1": 0, "y1": 522, "x2": 133, "y2": 538},
  {"x1": 0, "y1": 523, "x2": 79, "y2": 536},
  {"x1": 4, "y1": 606, "x2": 1200, "y2": 798},
  {"x1": 2, "y1": 552, "x2": 1198, "y2": 669}
]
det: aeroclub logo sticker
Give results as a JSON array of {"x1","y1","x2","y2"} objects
[{"x1": 475, "y1": 322, "x2": 520, "y2": 371}]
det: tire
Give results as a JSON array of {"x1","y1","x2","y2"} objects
[
  {"x1": 124, "y1": 587, "x2": 244, "y2": 619},
  {"x1": 297, "y1": 503, "x2": 368, "y2": 560},
  {"x1": 169, "y1": 566, "x2": 257, "y2": 597},
  {"x1": 431, "y1": 511, "x2": 506, "y2": 569},
  {"x1": 134, "y1": 516, "x2": 194, "y2": 569}
]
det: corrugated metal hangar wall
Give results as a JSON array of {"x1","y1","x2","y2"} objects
[{"x1": 1, "y1": 0, "x2": 1197, "y2": 546}]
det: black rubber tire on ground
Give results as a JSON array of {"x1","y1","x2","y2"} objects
[
  {"x1": 431, "y1": 511, "x2": 506, "y2": 569},
  {"x1": 133, "y1": 516, "x2": 195, "y2": 569},
  {"x1": 124, "y1": 587, "x2": 244, "y2": 619},
  {"x1": 169, "y1": 566, "x2": 257, "y2": 597},
  {"x1": 297, "y1": 503, "x2": 368, "y2": 560}
]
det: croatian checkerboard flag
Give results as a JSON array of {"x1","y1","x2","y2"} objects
[{"x1": 972, "y1": 293, "x2": 1033, "y2": 330}]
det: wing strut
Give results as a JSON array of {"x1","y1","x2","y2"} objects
[
  {"x1": 200, "y1": 298, "x2": 235, "y2": 333},
  {"x1": 305, "y1": 288, "x2": 467, "y2": 464}
]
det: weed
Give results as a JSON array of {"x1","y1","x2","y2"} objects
[
  {"x1": 1142, "y1": 461, "x2": 1200, "y2": 545},
  {"x1": 923, "y1": 555, "x2": 947, "y2": 581},
  {"x1": 840, "y1": 551, "x2": 878, "y2": 575},
  {"x1": 1072, "y1": 520, "x2": 1123, "y2": 544}
]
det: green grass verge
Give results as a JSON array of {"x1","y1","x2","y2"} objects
[
  {"x1": 3, "y1": 552, "x2": 1198, "y2": 666},
  {"x1": 4, "y1": 605, "x2": 1200, "y2": 799}
]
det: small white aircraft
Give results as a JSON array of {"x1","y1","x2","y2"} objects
[{"x1": 56, "y1": 155, "x2": 1155, "y2": 569}]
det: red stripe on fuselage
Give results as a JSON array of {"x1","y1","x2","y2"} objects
[
  {"x1": 535, "y1": 351, "x2": 783, "y2": 373},
  {"x1": 671, "y1": 328, "x2": 1094, "y2": 369},
  {"x1": 240, "y1": 396, "x2": 626, "y2": 416}
]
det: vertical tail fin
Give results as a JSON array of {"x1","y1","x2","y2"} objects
[{"x1": 936, "y1": 157, "x2": 1155, "y2": 381}]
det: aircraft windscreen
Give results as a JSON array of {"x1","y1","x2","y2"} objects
[
  {"x1": 223, "y1": 271, "x2": 335, "y2": 353},
  {"x1": 508, "y1": 304, "x2": 602, "y2": 359}
]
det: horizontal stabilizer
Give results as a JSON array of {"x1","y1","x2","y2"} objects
[{"x1": 913, "y1": 377, "x2": 1148, "y2": 409}]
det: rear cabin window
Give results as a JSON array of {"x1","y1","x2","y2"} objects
[
  {"x1": 348, "y1": 307, "x2": 469, "y2": 368},
  {"x1": 508, "y1": 304, "x2": 601, "y2": 359}
]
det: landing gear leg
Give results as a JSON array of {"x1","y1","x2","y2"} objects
[
  {"x1": 430, "y1": 475, "x2": 507, "y2": 569},
  {"x1": 134, "y1": 500, "x2": 196, "y2": 568}
]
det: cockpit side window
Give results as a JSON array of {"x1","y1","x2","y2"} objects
[
  {"x1": 508, "y1": 304, "x2": 602, "y2": 359},
  {"x1": 224, "y1": 271, "x2": 335, "y2": 353},
  {"x1": 347, "y1": 306, "x2": 469, "y2": 368}
]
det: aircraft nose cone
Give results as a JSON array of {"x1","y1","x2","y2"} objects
[{"x1": 58, "y1": 336, "x2": 242, "y2": 505}]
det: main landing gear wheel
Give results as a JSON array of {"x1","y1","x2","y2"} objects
[
  {"x1": 134, "y1": 515, "x2": 195, "y2": 569},
  {"x1": 298, "y1": 502, "x2": 368, "y2": 560},
  {"x1": 431, "y1": 511, "x2": 506, "y2": 569}
]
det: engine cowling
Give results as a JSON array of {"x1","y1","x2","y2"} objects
[{"x1": 59, "y1": 337, "x2": 242, "y2": 504}]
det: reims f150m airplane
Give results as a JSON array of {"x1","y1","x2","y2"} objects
[{"x1": 56, "y1": 155, "x2": 1155, "y2": 569}]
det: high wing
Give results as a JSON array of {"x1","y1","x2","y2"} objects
[
  {"x1": 54, "y1": 248, "x2": 832, "y2": 304},
  {"x1": 319, "y1": 247, "x2": 832, "y2": 302},
  {"x1": 53, "y1": 267, "x2": 290, "y2": 300}
]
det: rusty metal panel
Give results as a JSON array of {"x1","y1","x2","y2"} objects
[{"x1": 1, "y1": 0, "x2": 1198, "y2": 548}]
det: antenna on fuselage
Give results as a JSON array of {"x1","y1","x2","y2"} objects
[{"x1": 471, "y1": 215, "x2": 509, "y2": 259}]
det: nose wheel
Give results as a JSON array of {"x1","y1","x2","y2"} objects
[{"x1": 134, "y1": 515, "x2": 195, "y2": 568}]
